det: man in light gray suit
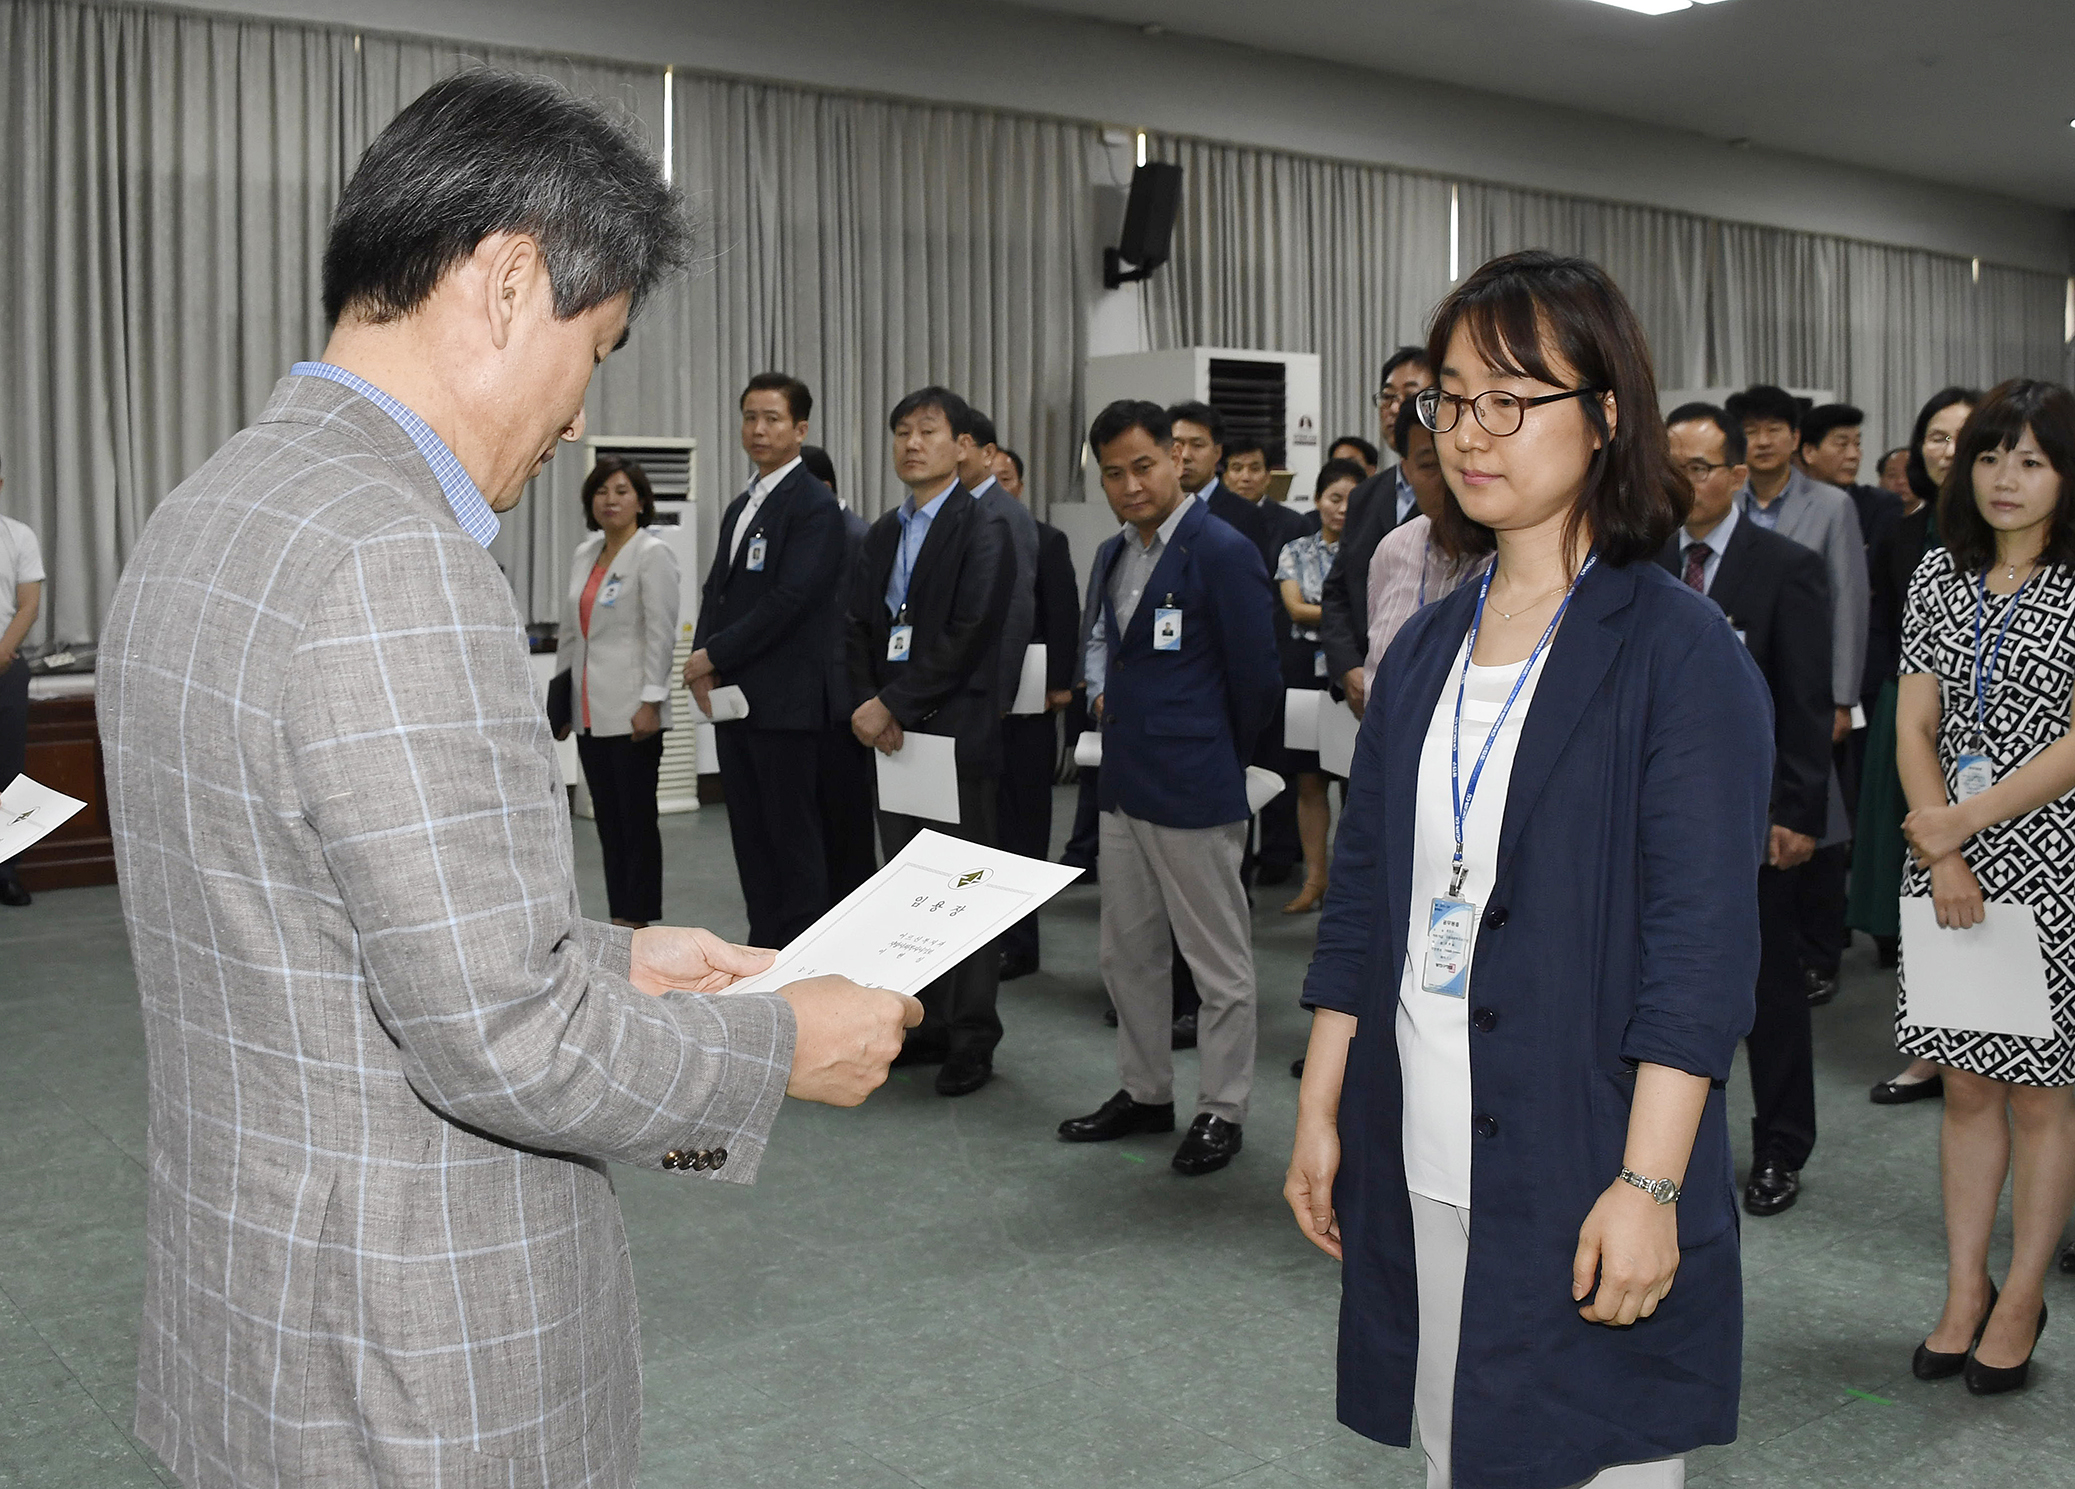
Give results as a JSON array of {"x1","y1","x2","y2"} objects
[
  {"x1": 1727, "y1": 384, "x2": 1871, "y2": 1005},
  {"x1": 101, "y1": 73, "x2": 917, "y2": 1489}
]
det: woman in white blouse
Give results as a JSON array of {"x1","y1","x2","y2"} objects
[{"x1": 555, "y1": 456, "x2": 680, "y2": 926}]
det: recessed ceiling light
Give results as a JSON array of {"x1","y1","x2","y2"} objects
[{"x1": 1578, "y1": 0, "x2": 1735, "y2": 13}]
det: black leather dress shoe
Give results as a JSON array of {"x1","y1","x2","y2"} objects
[
  {"x1": 1171, "y1": 1014, "x2": 1197, "y2": 1050},
  {"x1": 998, "y1": 952, "x2": 1040, "y2": 982},
  {"x1": 0, "y1": 876, "x2": 30, "y2": 908},
  {"x1": 1966, "y1": 1302, "x2": 2048, "y2": 1395},
  {"x1": 1913, "y1": 1281, "x2": 1995, "y2": 1381},
  {"x1": 1058, "y1": 1090, "x2": 1174, "y2": 1142},
  {"x1": 891, "y1": 1034, "x2": 950, "y2": 1068},
  {"x1": 935, "y1": 1053, "x2": 992, "y2": 1096},
  {"x1": 1743, "y1": 1159, "x2": 1800, "y2": 1216},
  {"x1": 1803, "y1": 967, "x2": 1838, "y2": 1007},
  {"x1": 1172, "y1": 1114, "x2": 1243, "y2": 1176},
  {"x1": 1869, "y1": 1073, "x2": 1943, "y2": 1105}
]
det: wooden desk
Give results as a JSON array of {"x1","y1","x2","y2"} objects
[{"x1": 20, "y1": 691, "x2": 115, "y2": 890}]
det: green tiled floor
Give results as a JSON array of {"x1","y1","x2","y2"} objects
[{"x1": 2, "y1": 789, "x2": 2070, "y2": 1487}]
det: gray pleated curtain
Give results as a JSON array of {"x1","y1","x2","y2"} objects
[{"x1": 3, "y1": 0, "x2": 2068, "y2": 645}]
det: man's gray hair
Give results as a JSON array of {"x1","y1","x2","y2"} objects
[{"x1": 322, "y1": 70, "x2": 688, "y2": 325}]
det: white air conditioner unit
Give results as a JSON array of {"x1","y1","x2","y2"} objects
[
  {"x1": 1082, "y1": 348, "x2": 1323, "y2": 507},
  {"x1": 580, "y1": 436, "x2": 703, "y2": 817}
]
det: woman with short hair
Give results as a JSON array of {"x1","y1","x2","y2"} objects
[
  {"x1": 1286, "y1": 251, "x2": 1772, "y2": 1488},
  {"x1": 555, "y1": 455, "x2": 680, "y2": 927}
]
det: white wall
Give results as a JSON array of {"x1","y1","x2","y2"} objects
[{"x1": 175, "y1": 0, "x2": 2073, "y2": 277}]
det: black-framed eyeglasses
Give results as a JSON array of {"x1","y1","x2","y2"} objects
[
  {"x1": 1678, "y1": 459, "x2": 1733, "y2": 484},
  {"x1": 1416, "y1": 385, "x2": 1607, "y2": 438},
  {"x1": 1372, "y1": 388, "x2": 1409, "y2": 409}
]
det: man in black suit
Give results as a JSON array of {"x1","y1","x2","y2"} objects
[
  {"x1": 1168, "y1": 401, "x2": 1269, "y2": 557},
  {"x1": 800, "y1": 444, "x2": 879, "y2": 902},
  {"x1": 686, "y1": 373, "x2": 847, "y2": 947},
  {"x1": 992, "y1": 448, "x2": 1079, "y2": 981},
  {"x1": 848, "y1": 386, "x2": 1016, "y2": 1096},
  {"x1": 1318, "y1": 346, "x2": 1433, "y2": 717},
  {"x1": 1221, "y1": 435, "x2": 1308, "y2": 887},
  {"x1": 956, "y1": 410, "x2": 1040, "y2": 740},
  {"x1": 1660, "y1": 403, "x2": 1833, "y2": 1219}
]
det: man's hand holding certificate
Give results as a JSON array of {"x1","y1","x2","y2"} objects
[{"x1": 724, "y1": 830, "x2": 1084, "y2": 1001}]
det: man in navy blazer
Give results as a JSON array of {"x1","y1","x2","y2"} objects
[
  {"x1": 1057, "y1": 401, "x2": 1281, "y2": 1176},
  {"x1": 687, "y1": 373, "x2": 847, "y2": 947},
  {"x1": 1660, "y1": 404, "x2": 1833, "y2": 1218}
]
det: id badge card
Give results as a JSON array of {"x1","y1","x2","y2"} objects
[
  {"x1": 597, "y1": 576, "x2": 623, "y2": 607},
  {"x1": 1314, "y1": 647, "x2": 1328, "y2": 678},
  {"x1": 1421, "y1": 897, "x2": 1477, "y2": 997},
  {"x1": 1153, "y1": 608, "x2": 1183, "y2": 651},
  {"x1": 887, "y1": 624, "x2": 913, "y2": 662},
  {"x1": 745, "y1": 535, "x2": 767, "y2": 572},
  {"x1": 1955, "y1": 753, "x2": 1995, "y2": 801}
]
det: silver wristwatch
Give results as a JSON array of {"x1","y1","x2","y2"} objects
[{"x1": 1618, "y1": 1167, "x2": 1680, "y2": 1205}]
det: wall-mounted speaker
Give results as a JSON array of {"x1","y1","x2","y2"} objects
[{"x1": 1103, "y1": 161, "x2": 1183, "y2": 289}]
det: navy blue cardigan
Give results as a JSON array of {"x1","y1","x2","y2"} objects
[{"x1": 1302, "y1": 558, "x2": 1772, "y2": 1489}]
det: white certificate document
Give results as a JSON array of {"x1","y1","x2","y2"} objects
[
  {"x1": 1317, "y1": 696, "x2": 1360, "y2": 778},
  {"x1": 1284, "y1": 688, "x2": 1322, "y2": 751},
  {"x1": 0, "y1": 774, "x2": 86, "y2": 863},
  {"x1": 1899, "y1": 897, "x2": 2056, "y2": 1040},
  {"x1": 686, "y1": 684, "x2": 750, "y2": 723},
  {"x1": 723, "y1": 829, "x2": 1084, "y2": 997},
  {"x1": 1073, "y1": 730, "x2": 1102, "y2": 768},
  {"x1": 1009, "y1": 644, "x2": 1047, "y2": 715},
  {"x1": 874, "y1": 731, "x2": 961, "y2": 824}
]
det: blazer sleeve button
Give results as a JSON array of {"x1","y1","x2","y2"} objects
[
  {"x1": 662, "y1": 1151, "x2": 685, "y2": 1170},
  {"x1": 1484, "y1": 906, "x2": 1508, "y2": 929},
  {"x1": 691, "y1": 1150, "x2": 712, "y2": 1171},
  {"x1": 712, "y1": 1149, "x2": 728, "y2": 1169}
]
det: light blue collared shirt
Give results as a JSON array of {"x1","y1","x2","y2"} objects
[
  {"x1": 288, "y1": 361, "x2": 500, "y2": 548},
  {"x1": 1739, "y1": 467, "x2": 1809, "y2": 533},
  {"x1": 1393, "y1": 466, "x2": 1417, "y2": 525},
  {"x1": 885, "y1": 478, "x2": 958, "y2": 616},
  {"x1": 1679, "y1": 498, "x2": 1740, "y2": 595}
]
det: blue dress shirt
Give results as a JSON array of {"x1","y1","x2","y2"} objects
[
  {"x1": 288, "y1": 362, "x2": 500, "y2": 548},
  {"x1": 884, "y1": 479, "x2": 957, "y2": 616}
]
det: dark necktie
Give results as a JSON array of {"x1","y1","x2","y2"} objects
[{"x1": 1682, "y1": 542, "x2": 1709, "y2": 593}]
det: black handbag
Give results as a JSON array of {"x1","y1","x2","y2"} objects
[{"x1": 545, "y1": 670, "x2": 573, "y2": 735}]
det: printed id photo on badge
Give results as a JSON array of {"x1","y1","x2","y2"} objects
[
  {"x1": 1153, "y1": 606, "x2": 1182, "y2": 651},
  {"x1": 746, "y1": 535, "x2": 767, "y2": 572},
  {"x1": 1422, "y1": 897, "x2": 1477, "y2": 997}
]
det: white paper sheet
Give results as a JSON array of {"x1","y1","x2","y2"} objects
[
  {"x1": 685, "y1": 684, "x2": 750, "y2": 724},
  {"x1": 0, "y1": 775, "x2": 86, "y2": 863},
  {"x1": 1284, "y1": 688, "x2": 1322, "y2": 751},
  {"x1": 874, "y1": 731, "x2": 962, "y2": 824},
  {"x1": 1316, "y1": 696, "x2": 1361, "y2": 778},
  {"x1": 721, "y1": 829, "x2": 1084, "y2": 997},
  {"x1": 1245, "y1": 766, "x2": 1285, "y2": 814},
  {"x1": 1899, "y1": 897, "x2": 2056, "y2": 1040},
  {"x1": 1073, "y1": 730, "x2": 1103, "y2": 768},
  {"x1": 1008, "y1": 644, "x2": 1047, "y2": 715}
]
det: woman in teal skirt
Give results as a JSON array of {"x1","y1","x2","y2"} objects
[{"x1": 1849, "y1": 386, "x2": 1978, "y2": 1102}]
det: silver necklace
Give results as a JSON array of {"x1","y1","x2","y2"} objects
[{"x1": 1488, "y1": 583, "x2": 1566, "y2": 621}]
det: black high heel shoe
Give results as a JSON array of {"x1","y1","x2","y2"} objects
[
  {"x1": 1913, "y1": 1281, "x2": 1997, "y2": 1380},
  {"x1": 1965, "y1": 1302, "x2": 2048, "y2": 1395}
]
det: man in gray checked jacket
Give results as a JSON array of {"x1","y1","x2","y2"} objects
[{"x1": 100, "y1": 73, "x2": 917, "y2": 1489}]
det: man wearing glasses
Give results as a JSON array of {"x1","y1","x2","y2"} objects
[{"x1": 1318, "y1": 347, "x2": 1433, "y2": 715}]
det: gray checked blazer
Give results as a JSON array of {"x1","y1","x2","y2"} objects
[{"x1": 101, "y1": 374, "x2": 797, "y2": 1489}]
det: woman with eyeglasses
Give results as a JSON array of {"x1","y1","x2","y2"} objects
[
  {"x1": 1851, "y1": 386, "x2": 1979, "y2": 1101},
  {"x1": 1285, "y1": 251, "x2": 1772, "y2": 1489}
]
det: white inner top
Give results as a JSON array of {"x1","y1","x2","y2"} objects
[{"x1": 1396, "y1": 634, "x2": 1549, "y2": 1209}]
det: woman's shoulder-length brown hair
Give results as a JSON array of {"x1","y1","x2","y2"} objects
[
  {"x1": 1936, "y1": 378, "x2": 2075, "y2": 573},
  {"x1": 1426, "y1": 250, "x2": 1688, "y2": 569},
  {"x1": 580, "y1": 454, "x2": 657, "y2": 531}
]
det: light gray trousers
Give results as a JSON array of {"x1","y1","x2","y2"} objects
[
  {"x1": 1098, "y1": 810, "x2": 1255, "y2": 1122},
  {"x1": 1411, "y1": 1193, "x2": 1685, "y2": 1489}
]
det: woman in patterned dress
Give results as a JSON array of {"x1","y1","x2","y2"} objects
[
  {"x1": 1896, "y1": 378, "x2": 2075, "y2": 1395},
  {"x1": 1275, "y1": 457, "x2": 1364, "y2": 914}
]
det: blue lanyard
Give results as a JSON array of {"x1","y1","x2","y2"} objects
[
  {"x1": 1971, "y1": 570, "x2": 2033, "y2": 746},
  {"x1": 1448, "y1": 553, "x2": 1597, "y2": 897},
  {"x1": 893, "y1": 511, "x2": 928, "y2": 608}
]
